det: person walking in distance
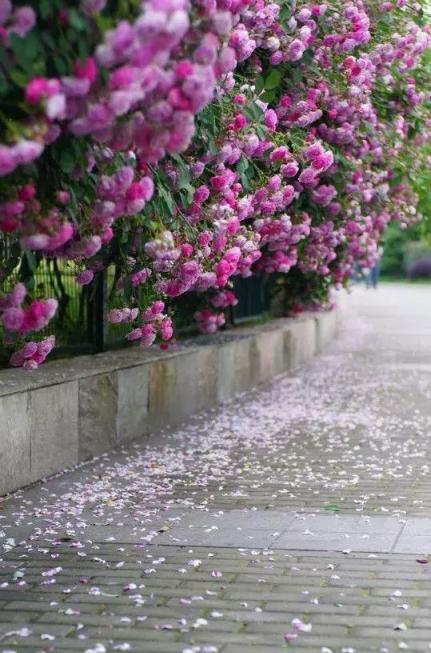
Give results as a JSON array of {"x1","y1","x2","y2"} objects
[{"x1": 366, "y1": 246, "x2": 383, "y2": 289}]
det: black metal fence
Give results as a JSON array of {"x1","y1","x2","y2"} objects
[
  {"x1": 232, "y1": 273, "x2": 272, "y2": 324},
  {"x1": 1, "y1": 261, "x2": 272, "y2": 364}
]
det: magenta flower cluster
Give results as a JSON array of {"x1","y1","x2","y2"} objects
[{"x1": 0, "y1": 0, "x2": 430, "y2": 368}]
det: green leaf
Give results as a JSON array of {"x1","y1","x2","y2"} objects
[
  {"x1": 261, "y1": 89, "x2": 276, "y2": 103},
  {"x1": 59, "y1": 150, "x2": 76, "y2": 174},
  {"x1": 280, "y1": 5, "x2": 292, "y2": 22},
  {"x1": 42, "y1": 32, "x2": 57, "y2": 50},
  {"x1": 53, "y1": 54, "x2": 68, "y2": 76},
  {"x1": 9, "y1": 68, "x2": 28, "y2": 87},
  {"x1": 265, "y1": 68, "x2": 281, "y2": 90},
  {"x1": 178, "y1": 164, "x2": 191, "y2": 189},
  {"x1": 324, "y1": 503, "x2": 341, "y2": 513},
  {"x1": 68, "y1": 9, "x2": 87, "y2": 31},
  {"x1": 182, "y1": 183, "x2": 195, "y2": 205},
  {"x1": 0, "y1": 70, "x2": 9, "y2": 96},
  {"x1": 237, "y1": 158, "x2": 249, "y2": 174},
  {"x1": 39, "y1": 0, "x2": 54, "y2": 19},
  {"x1": 159, "y1": 186, "x2": 176, "y2": 216},
  {"x1": 255, "y1": 75, "x2": 265, "y2": 93},
  {"x1": 10, "y1": 32, "x2": 41, "y2": 69},
  {"x1": 25, "y1": 250, "x2": 37, "y2": 273},
  {"x1": 243, "y1": 102, "x2": 264, "y2": 123}
]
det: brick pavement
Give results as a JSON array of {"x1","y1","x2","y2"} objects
[{"x1": 1, "y1": 283, "x2": 431, "y2": 653}]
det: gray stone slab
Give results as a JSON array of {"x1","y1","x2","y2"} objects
[
  {"x1": 316, "y1": 310, "x2": 338, "y2": 352},
  {"x1": 287, "y1": 514, "x2": 403, "y2": 534},
  {"x1": 397, "y1": 517, "x2": 431, "y2": 535},
  {"x1": 72, "y1": 525, "x2": 150, "y2": 543},
  {"x1": 78, "y1": 372, "x2": 117, "y2": 460},
  {"x1": 234, "y1": 338, "x2": 258, "y2": 393},
  {"x1": 255, "y1": 330, "x2": 284, "y2": 384},
  {"x1": 157, "y1": 509, "x2": 297, "y2": 531},
  {"x1": 195, "y1": 346, "x2": 219, "y2": 411},
  {"x1": 394, "y1": 534, "x2": 431, "y2": 554},
  {"x1": 217, "y1": 341, "x2": 236, "y2": 402},
  {"x1": 166, "y1": 347, "x2": 218, "y2": 423},
  {"x1": 154, "y1": 511, "x2": 404, "y2": 552},
  {"x1": 0, "y1": 392, "x2": 30, "y2": 494},
  {"x1": 273, "y1": 530, "x2": 399, "y2": 552},
  {"x1": 156, "y1": 527, "x2": 277, "y2": 547},
  {"x1": 286, "y1": 317, "x2": 317, "y2": 367},
  {"x1": 29, "y1": 381, "x2": 79, "y2": 481},
  {"x1": 147, "y1": 357, "x2": 177, "y2": 431},
  {"x1": 116, "y1": 364, "x2": 149, "y2": 443}
]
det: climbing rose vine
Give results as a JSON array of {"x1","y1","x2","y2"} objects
[{"x1": 0, "y1": 0, "x2": 430, "y2": 367}]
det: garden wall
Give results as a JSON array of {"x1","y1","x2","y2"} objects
[{"x1": 0, "y1": 309, "x2": 338, "y2": 496}]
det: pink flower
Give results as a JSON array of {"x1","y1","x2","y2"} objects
[
  {"x1": 56, "y1": 191, "x2": 70, "y2": 204},
  {"x1": 127, "y1": 327, "x2": 143, "y2": 341},
  {"x1": 0, "y1": 145, "x2": 15, "y2": 176},
  {"x1": 194, "y1": 185, "x2": 210, "y2": 204},
  {"x1": 233, "y1": 113, "x2": 247, "y2": 130},
  {"x1": 160, "y1": 317, "x2": 174, "y2": 341},
  {"x1": 76, "y1": 270, "x2": 95, "y2": 286},
  {"x1": 22, "y1": 341, "x2": 38, "y2": 359},
  {"x1": 10, "y1": 6, "x2": 36, "y2": 37},
  {"x1": 211, "y1": 175, "x2": 230, "y2": 191},
  {"x1": 12, "y1": 140, "x2": 44, "y2": 165},
  {"x1": 281, "y1": 161, "x2": 299, "y2": 178},
  {"x1": 9, "y1": 283, "x2": 26, "y2": 306},
  {"x1": 0, "y1": 0, "x2": 12, "y2": 26},
  {"x1": 108, "y1": 309, "x2": 123, "y2": 324},
  {"x1": 264, "y1": 109, "x2": 278, "y2": 131},
  {"x1": 74, "y1": 57, "x2": 98, "y2": 85},
  {"x1": 140, "y1": 323, "x2": 156, "y2": 347},
  {"x1": 2, "y1": 307, "x2": 24, "y2": 332},
  {"x1": 298, "y1": 167, "x2": 318, "y2": 187},
  {"x1": 26, "y1": 78, "x2": 60, "y2": 104},
  {"x1": 286, "y1": 39, "x2": 306, "y2": 61}
]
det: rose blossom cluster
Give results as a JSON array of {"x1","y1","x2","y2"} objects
[
  {"x1": 0, "y1": 0, "x2": 430, "y2": 367},
  {"x1": 0, "y1": 283, "x2": 58, "y2": 336},
  {"x1": 9, "y1": 336, "x2": 56, "y2": 370}
]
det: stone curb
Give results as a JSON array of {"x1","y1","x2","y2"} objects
[{"x1": 0, "y1": 309, "x2": 339, "y2": 496}]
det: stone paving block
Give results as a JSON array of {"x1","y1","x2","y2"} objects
[
  {"x1": 181, "y1": 631, "x2": 282, "y2": 644},
  {"x1": 80, "y1": 626, "x2": 179, "y2": 641},
  {"x1": 223, "y1": 647, "x2": 285, "y2": 653},
  {"x1": 0, "y1": 623, "x2": 74, "y2": 638},
  {"x1": 4, "y1": 639, "x2": 111, "y2": 651}
]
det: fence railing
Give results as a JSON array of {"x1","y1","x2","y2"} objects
[{"x1": 1, "y1": 260, "x2": 272, "y2": 365}]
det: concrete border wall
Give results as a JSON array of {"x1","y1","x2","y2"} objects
[{"x1": 0, "y1": 310, "x2": 339, "y2": 496}]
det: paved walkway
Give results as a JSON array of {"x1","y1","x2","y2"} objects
[{"x1": 1, "y1": 283, "x2": 431, "y2": 653}]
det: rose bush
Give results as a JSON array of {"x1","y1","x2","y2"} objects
[{"x1": 0, "y1": 0, "x2": 430, "y2": 368}]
